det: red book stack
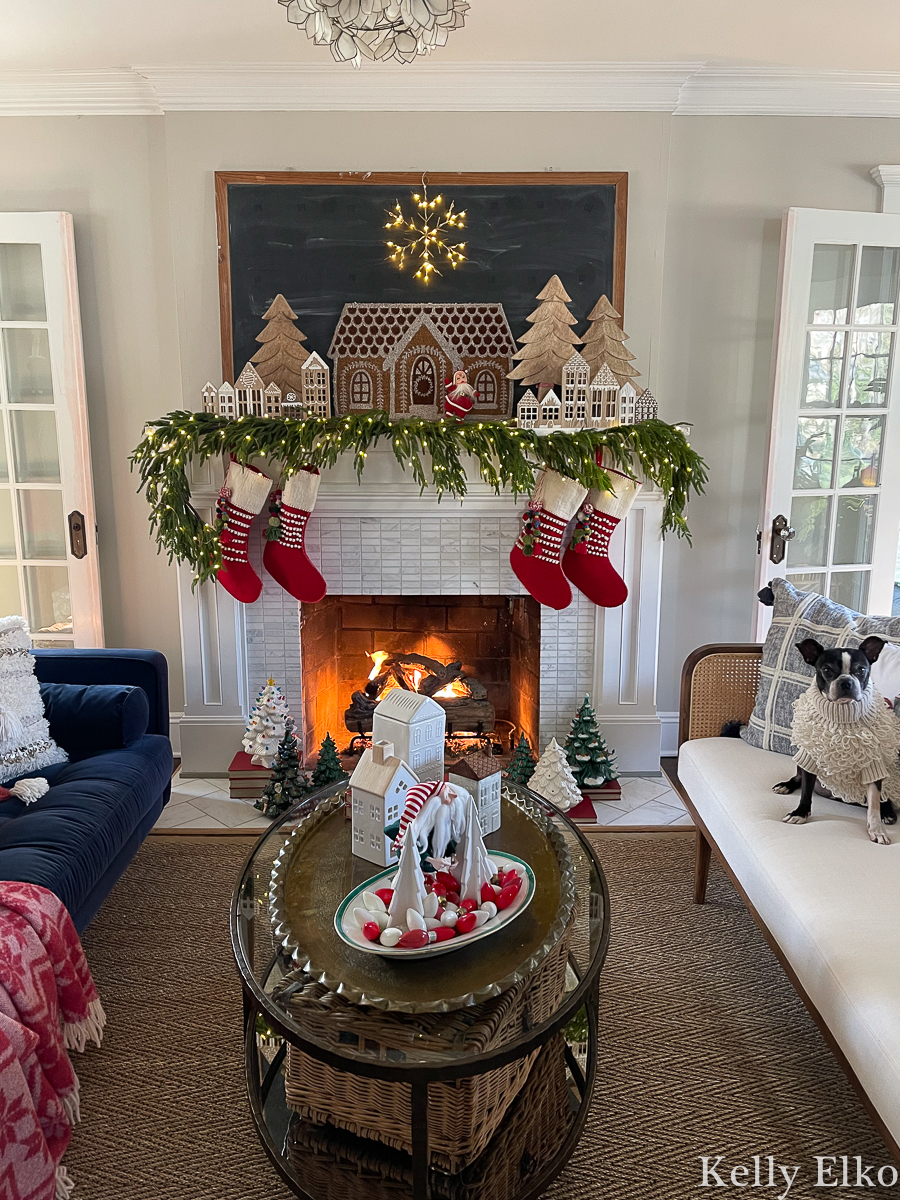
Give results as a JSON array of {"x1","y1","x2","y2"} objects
[{"x1": 228, "y1": 751, "x2": 272, "y2": 801}]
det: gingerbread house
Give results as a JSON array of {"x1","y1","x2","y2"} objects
[{"x1": 327, "y1": 302, "x2": 517, "y2": 419}]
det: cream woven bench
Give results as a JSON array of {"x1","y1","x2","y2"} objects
[{"x1": 662, "y1": 643, "x2": 900, "y2": 1162}]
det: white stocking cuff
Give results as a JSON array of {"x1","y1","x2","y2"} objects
[
  {"x1": 535, "y1": 470, "x2": 588, "y2": 521},
  {"x1": 225, "y1": 461, "x2": 272, "y2": 514},
  {"x1": 588, "y1": 471, "x2": 641, "y2": 521},
  {"x1": 281, "y1": 466, "x2": 320, "y2": 513}
]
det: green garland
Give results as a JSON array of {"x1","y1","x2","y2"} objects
[{"x1": 131, "y1": 410, "x2": 707, "y2": 587}]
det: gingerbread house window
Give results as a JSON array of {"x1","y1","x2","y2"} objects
[
  {"x1": 474, "y1": 370, "x2": 496, "y2": 407},
  {"x1": 411, "y1": 356, "x2": 437, "y2": 405},
  {"x1": 350, "y1": 370, "x2": 372, "y2": 407}
]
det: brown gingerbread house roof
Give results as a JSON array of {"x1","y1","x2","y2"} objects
[
  {"x1": 450, "y1": 752, "x2": 502, "y2": 782},
  {"x1": 328, "y1": 302, "x2": 517, "y2": 362}
]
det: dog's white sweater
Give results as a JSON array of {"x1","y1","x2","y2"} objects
[{"x1": 791, "y1": 682, "x2": 900, "y2": 806}]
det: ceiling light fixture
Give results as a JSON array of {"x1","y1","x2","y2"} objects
[{"x1": 278, "y1": 0, "x2": 469, "y2": 67}]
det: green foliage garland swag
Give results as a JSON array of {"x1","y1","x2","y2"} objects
[{"x1": 131, "y1": 411, "x2": 707, "y2": 587}]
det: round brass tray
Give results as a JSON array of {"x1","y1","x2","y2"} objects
[{"x1": 269, "y1": 785, "x2": 575, "y2": 1013}]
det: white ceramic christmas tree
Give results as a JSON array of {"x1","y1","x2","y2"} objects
[
  {"x1": 243, "y1": 677, "x2": 291, "y2": 767},
  {"x1": 529, "y1": 738, "x2": 581, "y2": 812},
  {"x1": 452, "y1": 795, "x2": 495, "y2": 902},
  {"x1": 387, "y1": 826, "x2": 428, "y2": 927}
]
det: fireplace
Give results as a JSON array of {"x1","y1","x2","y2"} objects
[{"x1": 299, "y1": 595, "x2": 540, "y2": 765}]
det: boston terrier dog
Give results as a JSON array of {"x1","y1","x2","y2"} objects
[{"x1": 773, "y1": 636, "x2": 898, "y2": 844}]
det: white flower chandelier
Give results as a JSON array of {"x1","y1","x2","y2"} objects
[{"x1": 278, "y1": 0, "x2": 469, "y2": 67}]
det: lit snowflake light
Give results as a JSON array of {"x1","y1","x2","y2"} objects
[{"x1": 384, "y1": 186, "x2": 466, "y2": 283}]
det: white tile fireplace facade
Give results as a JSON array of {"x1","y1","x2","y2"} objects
[{"x1": 176, "y1": 450, "x2": 665, "y2": 776}]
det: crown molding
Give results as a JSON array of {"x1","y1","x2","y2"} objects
[
  {"x1": 0, "y1": 69, "x2": 161, "y2": 116},
  {"x1": 3, "y1": 62, "x2": 900, "y2": 117}
]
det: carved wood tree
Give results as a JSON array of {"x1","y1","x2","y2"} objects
[
  {"x1": 581, "y1": 295, "x2": 640, "y2": 388},
  {"x1": 250, "y1": 294, "x2": 309, "y2": 397},
  {"x1": 507, "y1": 275, "x2": 582, "y2": 393}
]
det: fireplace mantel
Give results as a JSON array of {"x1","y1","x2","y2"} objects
[{"x1": 176, "y1": 448, "x2": 665, "y2": 777}]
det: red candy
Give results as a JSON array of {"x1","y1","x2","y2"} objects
[
  {"x1": 436, "y1": 871, "x2": 457, "y2": 889},
  {"x1": 455, "y1": 911, "x2": 477, "y2": 934},
  {"x1": 362, "y1": 922, "x2": 382, "y2": 941},
  {"x1": 495, "y1": 883, "x2": 520, "y2": 911},
  {"x1": 481, "y1": 882, "x2": 498, "y2": 904},
  {"x1": 431, "y1": 882, "x2": 447, "y2": 898},
  {"x1": 431, "y1": 926, "x2": 456, "y2": 942},
  {"x1": 460, "y1": 898, "x2": 478, "y2": 913},
  {"x1": 397, "y1": 929, "x2": 430, "y2": 949},
  {"x1": 447, "y1": 892, "x2": 460, "y2": 907},
  {"x1": 374, "y1": 888, "x2": 394, "y2": 906}
]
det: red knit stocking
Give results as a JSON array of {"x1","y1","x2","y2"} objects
[
  {"x1": 562, "y1": 463, "x2": 641, "y2": 608},
  {"x1": 509, "y1": 470, "x2": 588, "y2": 610},
  {"x1": 215, "y1": 459, "x2": 272, "y2": 605},
  {"x1": 262, "y1": 466, "x2": 327, "y2": 603}
]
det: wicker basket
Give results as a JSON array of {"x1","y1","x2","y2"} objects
[
  {"x1": 280, "y1": 919, "x2": 572, "y2": 1172},
  {"x1": 285, "y1": 1035, "x2": 573, "y2": 1200}
]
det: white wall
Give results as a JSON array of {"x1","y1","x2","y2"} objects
[{"x1": 1, "y1": 109, "x2": 898, "y2": 719}]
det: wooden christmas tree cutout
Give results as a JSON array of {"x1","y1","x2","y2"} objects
[
  {"x1": 507, "y1": 275, "x2": 583, "y2": 390},
  {"x1": 250, "y1": 294, "x2": 309, "y2": 398},
  {"x1": 581, "y1": 294, "x2": 641, "y2": 388}
]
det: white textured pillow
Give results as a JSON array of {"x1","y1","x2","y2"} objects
[
  {"x1": 0, "y1": 615, "x2": 67, "y2": 785},
  {"x1": 872, "y1": 640, "x2": 900, "y2": 708}
]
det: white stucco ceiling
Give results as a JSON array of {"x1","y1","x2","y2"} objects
[{"x1": 1, "y1": 0, "x2": 899, "y2": 73}]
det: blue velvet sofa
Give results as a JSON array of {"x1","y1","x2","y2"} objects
[{"x1": 0, "y1": 649, "x2": 173, "y2": 932}]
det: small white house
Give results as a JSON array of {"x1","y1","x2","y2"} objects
[
  {"x1": 301, "y1": 351, "x2": 331, "y2": 417},
  {"x1": 372, "y1": 691, "x2": 445, "y2": 783},
  {"x1": 515, "y1": 389, "x2": 539, "y2": 429},
  {"x1": 348, "y1": 739, "x2": 418, "y2": 867},
  {"x1": 448, "y1": 752, "x2": 502, "y2": 836}
]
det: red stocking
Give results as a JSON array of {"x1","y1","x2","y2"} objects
[
  {"x1": 562, "y1": 463, "x2": 641, "y2": 608},
  {"x1": 215, "y1": 459, "x2": 272, "y2": 604},
  {"x1": 509, "y1": 470, "x2": 587, "y2": 610},
  {"x1": 262, "y1": 466, "x2": 327, "y2": 603}
]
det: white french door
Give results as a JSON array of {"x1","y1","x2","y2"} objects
[
  {"x1": 758, "y1": 208, "x2": 900, "y2": 634},
  {"x1": 0, "y1": 213, "x2": 102, "y2": 647}
]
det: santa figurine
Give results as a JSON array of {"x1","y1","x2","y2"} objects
[{"x1": 444, "y1": 370, "x2": 478, "y2": 422}]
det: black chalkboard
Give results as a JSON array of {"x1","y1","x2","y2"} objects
[{"x1": 216, "y1": 173, "x2": 627, "y2": 380}]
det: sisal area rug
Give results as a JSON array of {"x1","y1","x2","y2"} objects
[{"x1": 63, "y1": 833, "x2": 893, "y2": 1199}]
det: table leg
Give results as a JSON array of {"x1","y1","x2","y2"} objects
[{"x1": 411, "y1": 1080, "x2": 429, "y2": 1200}]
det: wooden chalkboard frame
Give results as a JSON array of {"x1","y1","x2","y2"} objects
[{"x1": 214, "y1": 170, "x2": 628, "y2": 384}]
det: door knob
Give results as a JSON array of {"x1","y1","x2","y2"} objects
[
  {"x1": 68, "y1": 511, "x2": 87, "y2": 559},
  {"x1": 769, "y1": 514, "x2": 795, "y2": 565}
]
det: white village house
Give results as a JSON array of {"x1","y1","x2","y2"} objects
[
  {"x1": 515, "y1": 353, "x2": 657, "y2": 431},
  {"x1": 448, "y1": 752, "x2": 502, "y2": 836},
  {"x1": 348, "y1": 739, "x2": 418, "y2": 867},
  {"x1": 372, "y1": 691, "x2": 445, "y2": 783}
]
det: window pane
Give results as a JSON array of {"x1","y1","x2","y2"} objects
[
  {"x1": 0, "y1": 489, "x2": 15, "y2": 557},
  {"x1": 839, "y1": 415, "x2": 884, "y2": 488},
  {"x1": 17, "y1": 490, "x2": 66, "y2": 559},
  {"x1": 10, "y1": 411, "x2": 60, "y2": 482},
  {"x1": 0, "y1": 565, "x2": 21, "y2": 617},
  {"x1": 2, "y1": 328, "x2": 53, "y2": 403},
  {"x1": 788, "y1": 495, "x2": 832, "y2": 568},
  {"x1": 0, "y1": 244, "x2": 46, "y2": 321},
  {"x1": 794, "y1": 417, "x2": 836, "y2": 488},
  {"x1": 32, "y1": 638, "x2": 74, "y2": 649},
  {"x1": 785, "y1": 571, "x2": 826, "y2": 595},
  {"x1": 0, "y1": 421, "x2": 7, "y2": 482},
  {"x1": 847, "y1": 330, "x2": 892, "y2": 407},
  {"x1": 855, "y1": 247, "x2": 900, "y2": 325},
  {"x1": 808, "y1": 244, "x2": 853, "y2": 324},
  {"x1": 801, "y1": 331, "x2": 844, "y2": 408},
  {"x1": 832, "y1": 495, "x2": 877, "y2": 565},
  {"x1": 23, "y1": 564, "x2": 71, "y2": 634},
  {"x1": 829, "y1": 570, "x2": 869, "y2": 612}
]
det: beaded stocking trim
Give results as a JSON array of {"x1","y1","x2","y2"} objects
[
  {"x1": 517, "y1": 502, "x2": 569, "y2": 563},
  {"x1": 571, "y1": 506, "x2": 619, "y2": 557},
  {"x1": 215, "y1": 488, "x2": 256, "y2": 565}
]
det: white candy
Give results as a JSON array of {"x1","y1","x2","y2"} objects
[
  {"x1": 380, "y1": 927, "x2": 403, "y2": 947},
  {"x1": 480, "y1": 901, "x2": 497, "y2": 920},
  {"x1": 407, "y1": 909, "x2": 426, "y2": 931},
  {"x1": 472, "y1": 909, "x2": 491, "y2": 928},
  {"x1": 443, "y1": 900, "x2": 459, "y2": 912},
  {"x1": 352, "y1": 906, "x2": 372, "y2": 929},
  {"x1": 354, "y1": 907, "x2": 388, "y2": 931},
  {"x1": 424, "y1": 917, "x2": 442, "y2": 930},
  {"x1": 487, "y1": 858, "x2": 498, "y2": 875},
  {"x1": 440, "y1": 910, "x2": 458, "y2": 927},
  {"x1": 362, "y1": 890, "x2": 387, "y2": 914},
  {"x1": 423, "y1": 892, "x2": 439, "y2": 918}
]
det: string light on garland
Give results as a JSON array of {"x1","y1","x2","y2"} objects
[{"x1": 384, "y1": 183, "x2": 466, "y2": 283}]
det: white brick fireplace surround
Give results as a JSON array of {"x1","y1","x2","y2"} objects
[{"x1": 176, "y1": 449, "x2": 665, "y2": 776}]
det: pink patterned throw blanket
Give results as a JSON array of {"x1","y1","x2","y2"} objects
[{"x1": 0, "y1": 883, "x2": 105, "y2": 1200}]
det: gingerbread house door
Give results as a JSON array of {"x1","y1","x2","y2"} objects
[{"x1": 410, "y1": 354, "x2": 439, "y2": 408}]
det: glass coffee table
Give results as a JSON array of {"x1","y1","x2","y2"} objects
[{"x1": 231, "y1": 780, "x2": 609, "y2": 1200}]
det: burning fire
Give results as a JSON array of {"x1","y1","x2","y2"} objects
[
  {"x1": 433, "y1": 679, "x2": 469, "y2": 699},
  {"x1": 368, "y1": 650, "x2": 469, "y2": 699},
  {"x1": 367, "y1": 650, "x2": 389, "y2": 681}
]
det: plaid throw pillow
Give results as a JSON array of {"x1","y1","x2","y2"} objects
[{"x1": 741, "y1": 578, "x2": 900, "y2": 756}]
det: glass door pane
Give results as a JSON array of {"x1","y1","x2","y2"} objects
[{"x1": 0, "y1": 244, "x2": 46, "y2": 321}]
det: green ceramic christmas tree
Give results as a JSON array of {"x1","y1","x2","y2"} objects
[
  {"x1": 256, "y1": 718, "x2": 308, "y2": 817},
  {"x1": 310, "y1": 731, "x2": 348, "y2": 789},
  {"x1": 505, "y1": 733, "x2": 537, "y2": 785},
  {"x1": 564, "y1": 695, "x2": 617, "y2": 787}
]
